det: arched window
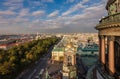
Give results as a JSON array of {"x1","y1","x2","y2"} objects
[{"x1": 67, "y1": 56, "x2": 72, "y2": 66}]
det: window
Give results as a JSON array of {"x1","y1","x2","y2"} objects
[{"x1": 67, "y1": 56, "x2": 72, "y2": 66}]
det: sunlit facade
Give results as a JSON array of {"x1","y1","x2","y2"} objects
[
  {"x1": 62, "y1": 43, "x2": 77, "y2": 79},
  {"x1": 52, "y1": 47, "x2": 64, "y2": 62}
]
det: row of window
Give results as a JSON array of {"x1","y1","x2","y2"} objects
[{"x1": 108, "y1": 2, "x2": 120, "y2": 15}]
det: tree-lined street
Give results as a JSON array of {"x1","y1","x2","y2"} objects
[
  {"x1": 0, "y1": 37, "x2": 59, "y2": 79},
  {"x1": 18, "y1": 46, "x2": 53, "y2": 79}
]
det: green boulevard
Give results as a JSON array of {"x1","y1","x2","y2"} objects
[{"x1": 0, "y1": 37, "x2": 60, "y2": 79}]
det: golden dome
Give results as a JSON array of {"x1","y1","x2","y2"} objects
[{"x1": 66, "y1": 42, "x2": 73, "y2": 48}]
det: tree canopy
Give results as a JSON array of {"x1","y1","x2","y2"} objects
[{"x1": 0, "y1": 37, "x2": 60, "y2": 79}]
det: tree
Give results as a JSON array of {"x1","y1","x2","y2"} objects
[{"x1": 0, "y1": 37, "x2": 59, "y2": 79}]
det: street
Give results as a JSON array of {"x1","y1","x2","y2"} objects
[{"x1": 16, "y1": 46, "x2": 53, "y2": 79}]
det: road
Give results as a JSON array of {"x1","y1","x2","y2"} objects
[{"x1": 17, "y1": 46, "x2": 53, "y2": 79}]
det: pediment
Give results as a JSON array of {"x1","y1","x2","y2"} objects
[{"x1": 65, "y1": 47, "x2": 75, "y2": 52}]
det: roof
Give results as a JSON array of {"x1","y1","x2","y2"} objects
[
  {"x1": 106, "y1": 0, "x2": 116, "y2": 10},
  {"x1": 52, "y1": 48, "x2": 64, "y2": 52}
]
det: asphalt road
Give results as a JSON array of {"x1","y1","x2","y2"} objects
[{"x1": 17, "y1": 46, "x2": 53, "y2": 79}]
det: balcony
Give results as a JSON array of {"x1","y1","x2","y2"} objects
[{"x1": 96, "y1": 13, "x2": 120, "y2": 30}]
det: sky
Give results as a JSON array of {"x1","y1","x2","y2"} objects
[{"x1": 0, "y1": 0, "x2": 108, "y2": 34}]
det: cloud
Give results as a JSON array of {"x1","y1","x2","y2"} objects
[
  {"x1": 3, "y1": 0, "x2": 23, "y2": 9},
  {"x1": 66, "y1": 0, "x2": 75, "y2": 3},
  {"x1": 36, "y1": 2, "x2": 106, "y2": 32},
  {"x1": 0, "y1": 9, "x2": 30, "y2": 24},
  {"x1": 62, "y1": 0, "x2": 89, "y2": 16},
  {"x1": 26, "y1": 2, "x2": 106, "y2": 33},
  {"x1": 81, "y1": 0, "x2": 89, "y2": 4},
  {"x1": 3, "y1": 0, "x2": 23, "y2": 4},
  {"x1": 0, "y1": 0, "x2": 108, "y2": 34},
  {"x1": 47, "y1": 10, "x2": 59, "y2": 18},
  {"x1": 41, "y1": 0, "x2": 54, "y2": 3},
  {"x1": 0, "y1": 16, "x2": 29, "y2": 25},
  {"x1": 27, "y1": 1, "x2": 43, "y2": 7},
  {"x1": 0, "y1": 10, "x2": 16, "y2": 15},
  {"x1": 32, "y1": 10, "x2": 45, "y2": 16},
  {"x1": 17, "y1": 8, "x2": 30, "y2": 18},
  {"x1": 62, "y1": 4, "x2": 85, "y2": 16}
]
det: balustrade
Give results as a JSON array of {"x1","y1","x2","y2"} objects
[{"x1": 96, "y1": 13, "x2": 120, "y2": 29}]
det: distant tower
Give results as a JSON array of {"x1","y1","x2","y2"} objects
[{"x1": 62, "y1": 42, "x2": 77, "y2": 79}]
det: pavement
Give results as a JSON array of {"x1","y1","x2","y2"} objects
[{"x1": 46, "y1": 61, "x2": 63, "y2": 79}]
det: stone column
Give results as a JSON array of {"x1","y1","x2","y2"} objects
[
  {"x1": 101, "y1": 36, "x2": 106, "y2": 65},
  {"x1": 72, "y1": 55, "x2": 76, "y2": 65},
  {"x1": 108, "y1": 36, "x2": 115, "y2": 75},
  {"x1": 99, "y1": 35, "x2": 101, "y2": 62},
  {"x1": 74, "y1": 55, "x2": 76, "y2": 65},
  {"x1": 72, "y1": 55, "x2": 74, "y2": 65}
]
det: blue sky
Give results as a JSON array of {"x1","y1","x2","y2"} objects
[{"x1": 0, "y1": 0, "x2": 107, "y2": 34}]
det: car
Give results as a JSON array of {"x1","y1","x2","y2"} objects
[
  {"x1": 39, "y1": 69, "x2": 44, "y2": 76},
  {"x1": 34, "y1": 75, "x2": 40, "y2": 79}
]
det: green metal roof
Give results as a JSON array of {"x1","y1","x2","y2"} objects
[
  {"x1": 52, "y1": 48, "x2": 64, "y2": 52},
  {"x1": 77, "y1": 51, "x2": 98, "y2": 55},
  {"x1": 78, "y1": 44, "x2": 99, "y2": 52}
]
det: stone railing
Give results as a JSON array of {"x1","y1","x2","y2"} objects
[
  {"x1": 96, "y1": 13, "x2": 120, "y2": 29},
  {"x1": 100, "y1": 13, "x2": 120, "y2": 23}
]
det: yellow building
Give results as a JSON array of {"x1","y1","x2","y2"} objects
[
  {"x1": 52, "y1": 46, "x2": 64, "y2": 62},
  {"x1": 51, "y1": 37, "x2": 66, "y2": 62}
]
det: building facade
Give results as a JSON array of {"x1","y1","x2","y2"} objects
[
  {"x1": 95, "y1": 0, "x2": 120, "y2": 79},
  {"x1": 51, "y1": 39, "x2": 65, "y2": 62},
  {"x1": 62, "y1": 43, "x2": 77, "y2": 79},
  {"x1": 52, "y1": 47, "x2": 64, "y2": 62}
]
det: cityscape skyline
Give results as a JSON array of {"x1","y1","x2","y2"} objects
[
  {"x1": 0, "y1": 0, "x2": 120, "y2": 79},
  {"x1": 0, "y1": 0, "x2": 107, "y2": 34}
]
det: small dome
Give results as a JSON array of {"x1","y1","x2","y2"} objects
[{"x1": 66, "y1": 42, "x2": 73, "y2": 48}]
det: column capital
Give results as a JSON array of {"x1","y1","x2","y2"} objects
[
  {"x1": 101, "y1": 35, "x2": 105, "y2": 39},
  {"x1": 108, "y1": 36, "x2": 115, "y2": 41},
  {"x1": 99, "y1": 35, "x2": 105, "y2": 39}
]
